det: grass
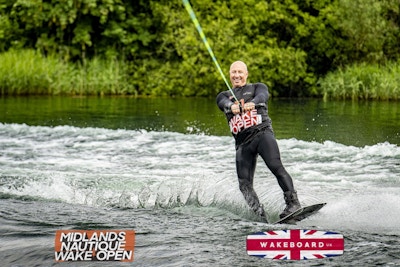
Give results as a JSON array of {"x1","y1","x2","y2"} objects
[
  {"x1": 0, "y1": 49, "x2": 136, "y2": 96},
  {"x1": 1, "y1": 49, "x2": 399, "y2": 99},
  {"x1": 319, "y1": 61, "x2": 400, "y2": 100}
]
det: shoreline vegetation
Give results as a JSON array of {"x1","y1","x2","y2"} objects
[
  {"x1": 0, "y1": 49, "x2": 398, "y2": 100},
  {"x1": 320, "y1": 62, "x2": 400, "y2": 101},
  {"x1": 0, "y1": 50, "x2": 135, "y2": 97},
  {"x1": 1, "y1": 1, "x2": 400, "y2": 99}
]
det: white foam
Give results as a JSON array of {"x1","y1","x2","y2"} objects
[{"x1": 1, "y1": 123, "x2": 399, "y2": 232}]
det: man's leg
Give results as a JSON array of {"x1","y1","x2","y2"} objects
[
  {"x1": 236, "y1": 143, "x2": 268, "y2": 222},
  {"x1": 257, "y1": 130, "x2": 301, "y2": 218}
]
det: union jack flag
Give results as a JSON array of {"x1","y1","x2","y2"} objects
[{"x1": 247, "y1": 229, "x2": 344, "y2": 260}]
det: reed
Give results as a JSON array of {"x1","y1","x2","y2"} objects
[
  {"x1": 3, "y1": 49, "x2": 400, "y2": 99},
  {"x1": 0, "y1": 49, "x2": 135, "y2": 96},
  {"x1": 320, "y1": 61, "x2": 400, "y2": 100},
  {"x1": 67, "y1": 57, "x2": 136, "y2": 96},
  {"x1": 0, "y1": 49, "x2": 59, "y2": 95}
]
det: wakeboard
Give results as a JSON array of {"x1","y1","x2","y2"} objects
[{"x1": 273, "y1": 203, "x2": 326, "y2": 224}]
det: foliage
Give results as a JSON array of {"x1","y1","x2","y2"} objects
[
  {"x1": 319, "y1": 61, "x2": 400, "y2": 100},
  {"x1": 1, "y1": 0, "x2": 157, "y2": 61},
  {"x1": 0, "y1": 0, "x2": 399, "y2": 98},
  {"x1": 0, "y1": 49, "x2": 133, "y2": 95}
]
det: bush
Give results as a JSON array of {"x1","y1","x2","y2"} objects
[
  {"x1": 0, "y1": 49, "x2": 134, "y2": 96},
  {"x1": 319, "y1": 61, "x2": 400, "y2": 100}
]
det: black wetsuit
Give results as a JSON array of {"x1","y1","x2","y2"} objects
[{"x1": 216, "y1": 83, "x2": 295, "y2": 218}]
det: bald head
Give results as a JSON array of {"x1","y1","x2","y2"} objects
[
  {"x1": 229, "y1": 61, "x2": 248, "y2": 88},
  {"x1": 230, "y1": 61, "x2": 248, "y2": 72}
]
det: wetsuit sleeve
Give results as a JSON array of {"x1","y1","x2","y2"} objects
[
  {"x1": 216, "y1": 91, "x2": 234, "y2": 112},
  {"x1": 251, "y1": 83, "x2": 269, "y2": 105}
]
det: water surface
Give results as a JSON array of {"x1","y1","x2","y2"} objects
[
  {"x1": 0, "y1": 96, "x2": 399, "y2": 266},
  {"x1": 1, "y1": 96, "x2": 399, "y2": 146}
]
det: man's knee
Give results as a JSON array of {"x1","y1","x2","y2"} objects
[{"x1": 268, "y1": 159, "x2": 285, "y2": 175}]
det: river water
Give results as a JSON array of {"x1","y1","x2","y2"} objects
[{"x1": 0, "y1": 96, "x2": 399, "y2": 266}]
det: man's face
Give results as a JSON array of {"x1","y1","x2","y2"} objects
[{"x1": 229, "y1": 62, "x2": 248, "y2": 88}]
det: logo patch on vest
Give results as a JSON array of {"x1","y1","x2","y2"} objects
[{"x1": 229, "y1": 109, "x2": 262, "y2": 134}]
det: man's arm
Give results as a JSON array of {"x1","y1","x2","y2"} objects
[
  {"x1": 216, "y1": 91, "x2": 234, "y2": 112},
  {"x1": 251, "y1": 83, "x2": 269, "y2": 105}
]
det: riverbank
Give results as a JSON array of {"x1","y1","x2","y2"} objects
[
  {"x1": 0, "y1": 50, "x2": 135, "y2": 96},
  {"x1": 320, "y1": 61, "x2": 400, "y2": 100},
  {"x1": 0, "y1": 49, "x2": 399, "y2": 100}
]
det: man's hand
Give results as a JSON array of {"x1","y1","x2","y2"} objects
[
  {"x1": 231, "y1": 104, "x2": 241, "y2": 114},
  {"x1": 231, "y1": 102, "x2": 255, "y2": 114},
  {"x1": 243, "y1": 102, "x2": 255, "y2": 112}
]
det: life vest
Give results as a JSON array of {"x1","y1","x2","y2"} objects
[{"x1": 226, "y1": 83, "x2": 270, "y2": 135}]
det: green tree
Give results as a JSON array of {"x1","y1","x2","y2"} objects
[
  {"x1": 2, "y1": 0, "x2": 158, "y2": 61},
  {"x1": 148, "y1": 0, "x2": 315, "y2": 97},
  {"x1": 1, "y1": 0, "x2": 400, "y2": 97}
]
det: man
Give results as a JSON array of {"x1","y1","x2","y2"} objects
[{"x1": 216, "y1": 60, "x2": 300, "y2": 223}]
